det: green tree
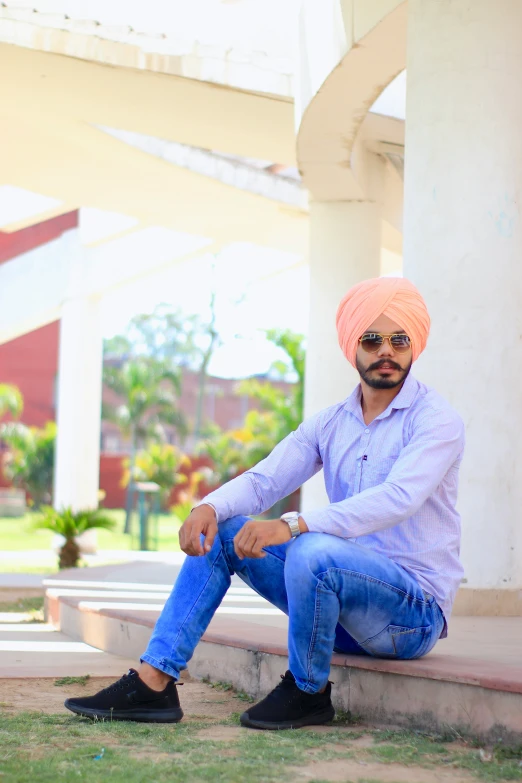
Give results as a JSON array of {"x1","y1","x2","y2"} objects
[
  {"x1": 104, "y1": 302, "x2": 222, "y2": 440},
  {"x1": 121, "y1": 443, "x2": 190, "y2": 510},
  {"x1": 237, "y1": 329, "x2": 305, "y2": 446},
  {"x1": 0, "y1": 421, "x2": 56, "y2": 507},
  {"x1": 0, "y1": 384, "x2": 23, "y2": 420},
  {"x1": 104, "y1": 304, "x2": 200, "y2": 367},
  {"x1": 197, "y1": 330, "x2": 305, "y2": 517},
  {"x1": 103, "y1": 357, "x2": 186, "y2": 532},
  {"x1": 198, "y1": 410, "x2": 281, "y2": 486}
]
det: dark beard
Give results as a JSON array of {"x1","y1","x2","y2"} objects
[{"x1": 356, "y1": 356, "x2": 412, "y2": 389}]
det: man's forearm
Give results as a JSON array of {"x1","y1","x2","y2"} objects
[{"x1": 199, "y1": 472, "x2": 263, "y2": 523}]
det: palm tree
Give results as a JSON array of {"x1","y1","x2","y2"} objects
[
  {"x1": 103, "y1": 357, "x2": 187, "y2": 532},
  {"x1": 34, "y1": 507, "x2": 116, "y2": 569}
]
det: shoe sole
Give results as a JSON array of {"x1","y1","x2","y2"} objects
[
  {"x1": 239, "y1": 705, "x2": 335, "y2": 730},
  {"x1": 64, "y1": 700, "x2": 183, "y2": 723}
]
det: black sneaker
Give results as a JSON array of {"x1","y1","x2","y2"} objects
[
  {"x1": 64, "y1": 669, "x2": 183, "y2": 723},
  {"x1": 240, "y1": 670, "x2": 335, "y2": 730}
]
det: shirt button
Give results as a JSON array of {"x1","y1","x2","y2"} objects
[{"x1": 364, "y1": 429, "x2": 370, "y2": 434}]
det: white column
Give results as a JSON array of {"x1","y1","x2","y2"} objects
[
  {"x1": 403, "y1": 0, "x2": 522, "y2": 589},
  {"x1": 54, "y1": 295, "x2": 103, "y2": 511},
  {"x1": 302, "y1": 201, "x2": 381, "y2": 510}
]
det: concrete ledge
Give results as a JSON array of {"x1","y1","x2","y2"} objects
[
  {"x1": 190, "y1": 642, "x2": 522, "y2": 740},
  {"x1": 453, "y1": 587, "x2": 522, "y2": 617},
  {"x1": 48, "y1": 594, "x2": 522, "y2": 740}
]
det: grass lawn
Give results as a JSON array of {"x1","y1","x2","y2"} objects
[
  {"x1": 0, "y1": 603, "x2": 521, "y2": 782},
  {"x1": 0, "y1": 510, "x2": 183, "y2": 552},
  {"x1": 1, "y1": 706, "x2": 521, "y2": 783}
]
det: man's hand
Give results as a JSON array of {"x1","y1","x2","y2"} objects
[
  {"x1": 233, "y1": 519, "x2": 292, "y2": 560},
  {"x1": 179, "y1": 504, "x2": 218, "y2": 557}
]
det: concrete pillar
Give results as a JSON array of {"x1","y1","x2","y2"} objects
[
  {"x1": 301, "y1": 200, "x2": 381, "y2": 510},
  {"x1": 54, "y1": 295, "x2": 103, "y2": 512},
  {"x1": 403, "y1": 0, "x2": 522, "y2": 590}
]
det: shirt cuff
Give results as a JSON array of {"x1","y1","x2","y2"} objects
[
  {"x1": 198, "y1": 495, "x2": 232, "y2": 524},
  {"x1": 300, "y1": 508, "x2": 335, "y2": 535},
  {"x1": 193, "y1": 500, "x2": 218, "y2": 522}
]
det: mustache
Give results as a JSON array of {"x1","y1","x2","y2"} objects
[{"x1": 368, "y1": 359, "x2": 403, "y2": 372}]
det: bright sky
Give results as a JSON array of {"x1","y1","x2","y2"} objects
[{"x1": 101, "y1": 243, "x2": 310, "y2": 379}]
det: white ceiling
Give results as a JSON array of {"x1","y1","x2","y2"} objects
[{"x1": 2, "y1": 0, "x2": 299, "y2": 66}]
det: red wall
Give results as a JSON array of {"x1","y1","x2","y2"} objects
[
  {"x1": 0, "y1": 211, "x2": 78, "y2": 265},
  {"x1": 0, "y1": 321, "x2": 60, "y2": 428},
  {"x1": 0, "y1": 211, "x2": 79, "y2": 425}
]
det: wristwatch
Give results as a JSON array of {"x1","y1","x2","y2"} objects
[{"x1": 281, "y1": 512, "x2": 301, "y2": 538}]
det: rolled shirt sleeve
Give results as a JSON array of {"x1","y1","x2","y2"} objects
[{"x1": 200, "y1": 413, "x2": 323, "y2": 523}]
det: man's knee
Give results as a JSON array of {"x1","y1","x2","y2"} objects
[
  {"x1": 285, "y1": 533, "x2": 357, "y2": 574},
  {"x1": 216, "y1": 515, "x2": 250, "y2": 544}
]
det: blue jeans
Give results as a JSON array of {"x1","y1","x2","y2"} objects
[{"x1": 142, "y1": 516, "x2": 445, "y2": 693}]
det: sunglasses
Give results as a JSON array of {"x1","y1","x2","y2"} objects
[{"x1": 359, "y1": 332, "x2": 411, "y2": 354}]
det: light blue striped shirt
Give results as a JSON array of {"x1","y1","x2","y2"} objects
[{"x1": 203, "y1": 373, "x2": 466, "y2": 626}]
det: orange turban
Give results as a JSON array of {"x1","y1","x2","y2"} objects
[{"x1": 336, "y1": 277, "x2": 430, "y2": 367}]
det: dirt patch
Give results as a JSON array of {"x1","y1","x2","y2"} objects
[
  {"x1": 0, "y1": 675, "x2": 242, "y2": 723},
  {"x1": 348, "y1": 733, "x2": 376, "y2": 749},
  {"x1": 305, "y1": 737, "x2": 375, "y2": 759},
  {"x1": 290, "y1": 758, "x2": 476, "y2": 783},
  {"x1": 196, "y1": 725, "x2": 245, "y2": 741}
]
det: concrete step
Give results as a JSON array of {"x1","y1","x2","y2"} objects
[
  {"x1": 45, "y1": 572, "x2": 522, "y2": 741},
  {"x1": 0, "y1": 615, "x2": 136, "y2": 678}
]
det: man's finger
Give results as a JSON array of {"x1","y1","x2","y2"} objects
[
  {"x1": 203, "y1": 524, "x2": 217, "y2": 553},
  {"x1": 180, "y1": 521, "x2": 197, "y2": 555},
  {"x1": 191, "y1": 537, "x2": 204, "y2": 556},
  {"x1": 242, "y1": 532, "x2": 256, "y2": 557},
  {"x1": 189, "y1": 524, "x2": 204, "y2": 556},
  {"x1": 234, "y1": 529, "x2": 248, "y2": 559},
  {"x1": 238, "y1": 529, "x2": 257, "y2": 559},
  {"x1": 251, "y1": 535, "x2": 266, "y2": 557},
  {"x1": 178, "y1": 522, "x2": 188, "y2": 552}
]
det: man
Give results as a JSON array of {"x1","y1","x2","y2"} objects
[{"x1": 65, "y1": 277, "x2": 465, "y2": 730}]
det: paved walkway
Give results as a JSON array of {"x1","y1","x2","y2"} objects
[{"x1": 0, "y1": 614, "x2": 136, "y2": 678}]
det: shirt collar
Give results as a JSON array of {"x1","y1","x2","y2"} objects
[
  {"x1": 344, "y1": 373, "x2": 419, "y2": 422},
  {"x1": 387, "y1": 372, "x2": 419, "y2": 411}
]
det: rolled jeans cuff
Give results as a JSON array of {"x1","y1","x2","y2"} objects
[{"x1": 140, "y1": 654, "x2": 180, "y2": 680}]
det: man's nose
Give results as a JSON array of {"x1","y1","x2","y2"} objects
[{"x1": 376, "y1": 338, "x2": 395, "y2": 357}]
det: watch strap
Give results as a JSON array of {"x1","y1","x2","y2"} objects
[{"x1": 281, "y1": 511, "x2": 301, "y2": 538}]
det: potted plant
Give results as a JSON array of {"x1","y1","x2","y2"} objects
[{"x1": 34, "y1": 507, "x2": 116, "y2": 569}]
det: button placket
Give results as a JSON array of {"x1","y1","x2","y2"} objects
[{"x1": 355, "y1": 427, "x2": 371, "y2": 492}]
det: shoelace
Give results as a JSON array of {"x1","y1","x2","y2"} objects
[
  {"x1": 102, "y1": 670, "x2": 138, "y2": 695},
  {"x1": 263, "y1": 674, "x2": 299, "y2": 704}
]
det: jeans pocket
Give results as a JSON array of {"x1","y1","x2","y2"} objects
[{"x1": 362, "y1": 624, "x2": 433, "y2": 659}]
